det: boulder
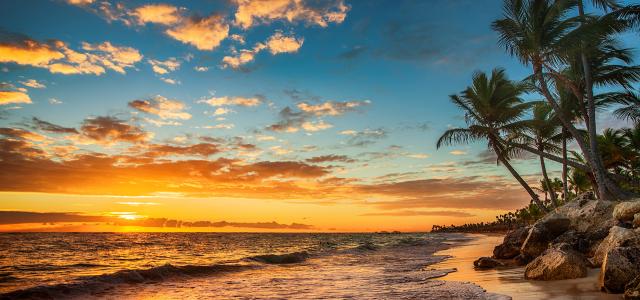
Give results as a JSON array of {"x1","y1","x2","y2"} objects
[
  {"x1": 493, "y1": 226, "x2": 530, "y2": 259},
  {"x1": 552, "y1": 230, "x2": 589, "y2": 253},
  {"x1": 634, "y1": 213, "x2": 640, "y2": 229},
  {"x1": 524, "y1": 248, "x2": 588, "y2": 280},
  {"x1": 613, "y1": 200, "x2": 640, "y2": 223},
  {"x1": 599, "y1": 247, "x2": 640, "y2": 293},
  {"x1": 626, "y1": 275, "x2": 640, "y2": 300},
  {"x1": 553, "y1": 196, "x2": 615, "y2": 233},
  {"x1": 473, "y1": 257, "x2": 503, "y2": 269},
  {"x1": 593, "y1": 226, "x2": 640, "y2": 266},
  {"x1": 520, "y1": 214, "x2": 571, "y2": 261}
]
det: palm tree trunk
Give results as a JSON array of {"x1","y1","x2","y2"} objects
[
  {"x1": 562, "y1": 130, "x2": 569, "y2": 201},
  {"x1": 577, "y1": 0, "x2": 612, "y2": 201},
  {"x1": 491, "y1": 143, "x2": 548, "y2": 212},
  {"x1": 501, "y1": 137, "x2": 633, "y2": 186},
  {"x1": 532, "y1": 63, "x2": 629, "y2": 200},
  {"x1": 539, "y1": 144, "x2": 558, "y2": 207}
]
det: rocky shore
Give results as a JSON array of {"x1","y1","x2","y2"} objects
[{"x1": 473, "y1": 193, "x2": 640, "y2": 299}]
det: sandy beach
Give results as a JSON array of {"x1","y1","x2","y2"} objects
[{"x1": 433, "y1": 234, "x2": 622, "y2": 300}]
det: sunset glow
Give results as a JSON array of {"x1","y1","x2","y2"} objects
[{"x1": 1, "y1": 0, "x2": 637, "y2": 233}]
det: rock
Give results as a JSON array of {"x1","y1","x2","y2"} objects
[
  {"x1": 634, "y1": 213, "x2": 640, "y2": 229},
  {"x1": 625, "y1": 275, "x2": 640, "y2": 300},
  {"x1": 554, "y1": 197, "x2": 615, "y2": 233},
  {"x1": 520, "y1": 214, "x2": 571, "y2": 261},
  {"x1": 473, "y1": 257, "x2": 503, "y2": 269},
  {"x1": 614, "y1": 200, "x2": 640, "y2": 222},
  {"x1": 599, "y1": 247, "x2": 640, "y2": 293},
  {"x1": 524, "y1": 248, "x2": 588, "y2": 280},
  {"x1": 493, "y1": 226, "x2": 530, "y2": 259},
  {"x1": 552, "y1": 230, "x2": 589, "y2": 253},
  {"x1": 593, "y1": 226, "x2": 640, "y2": 266}
]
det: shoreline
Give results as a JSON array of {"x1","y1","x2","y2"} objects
[{"x1": 435, "y1": 233, "x2": 621, "y2": 300}]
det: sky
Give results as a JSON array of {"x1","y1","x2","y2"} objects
[{"x1": 0, "y1": 0, "x2": 637, "y2": 232}]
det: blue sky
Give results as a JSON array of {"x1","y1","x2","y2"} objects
[{"x1": 0, "y1": 0, "x2": 638, "y2": 231}]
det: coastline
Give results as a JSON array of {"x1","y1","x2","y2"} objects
[{"x1": 435, "y1": 233, "x2": 621, "y2": 300}]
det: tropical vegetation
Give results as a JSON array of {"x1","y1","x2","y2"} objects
[{"x1": 433, "y1": 0, "x2": 640, "y2": 231}]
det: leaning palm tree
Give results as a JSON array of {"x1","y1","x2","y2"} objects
[
  {"x1": 436, "y1": 68, "x2": 547, "y2": 211},
  {"x1": 492, "y1": 0, "x2": 628, "y2": 200},
  {"x1": 520, "y1": 103, "x2": 564, "y2": 207}
]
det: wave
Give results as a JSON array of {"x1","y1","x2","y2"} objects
[
  {"x1": 248, "y1": 251, "x2": 310, "y2": 264},
  {"x1": 0, "y1": 263, "x2": 253, "y2": 300}
]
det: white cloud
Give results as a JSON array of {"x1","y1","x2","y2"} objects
[{"x1": 20, "y1": 79, "x2": 46, "y2": 89}]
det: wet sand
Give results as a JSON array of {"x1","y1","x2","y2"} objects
[{"x1": 432, "y1": 234, "x2": 623, "y2": 300}]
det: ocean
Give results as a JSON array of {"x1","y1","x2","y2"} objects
[{"x1": 0, "y1": 232, "x2": 487, "y2": 299}]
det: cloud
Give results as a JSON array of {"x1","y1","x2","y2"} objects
[
  {"x1": 221, "y1": 32, "x2": 303, "y2": 69},
  {"x1": 160, "y1": 77, "x2": 180, "y2": 85},
  {"x1": 306, "y1": 155, "x2": 355, "y2": 164},
  {"x1": 449, "y1": 150, "x2": 467, "y2": 156},
  {"x1": 194, "y1": 66, "x2": 208, "y2": 72},
  {"x1": 213, "y1": 107, "x2": 233, "y2": 115},
  {"x1": 360, "y1": 210, "x2": 476, "y2": 217},
  {"x1": 268, "y1": 100, "x2": 370, "y2": 133},
  {"x1": 78, "y1": 116, "x2": 152, "y2": 145},
  {"x1": 297, "y1": 100, "x2": 369, "y2": 116},
  {"x1": 338, "y1": 45, "x2": 367, "y2": 60},
  {"x1": 264, "y1": 32, "x2": 304, "y2": 54},
  {"x1": 0, "y1": 39, "x2": 65, "y2": 66},
  {"x1": 131, "y1": 3, "x2": 181, "y2": 25},
  {"x1": 148, "y1": 57, "x2": 180, "y2": 74},
  {"x1": 301, "y1": 120, "x2": 332, "y2": 132},
  {"x1": 343, "y1": 128, "x2": 387, "y2": 147},
  {"x1": 129, "y1": 95, "x2": 191, "y2": 120},
  {"x1": 202, "y1": 123, "x2": 235, "y2": 129},
  {"x1": 0, "y1": 127, "x2": 47, "y2": 141},
  {"x1": 198, "y1": 95, "x2": 262, "y2": 107},
  {"x1": 165, "y1": 15, "x2": 229, "y2": 51},
  {"x1": 49, "y1": 98, "x2": 63, "y2": 105},
  {"x1": 143, "y1": 143, "x2": 220, "y2": 157},
  {"x1": 31, "y1": 117, "x2": 78, "y2": 134},
  {"x1": 20, "y1": 79, "x2": 46, "y2": 89},
  {"x1": 0, "y1": 36, "x2": 142, "y2": 75},
  {"x1": 0, "y1": 210, "x2": 313, "y2": 230},
  {"x1": 233, "y1": 0, "x2": 349, "y2": 29},
  {"x1": 356, "y1": 177, "x2": 529, "y2": 210},
  {"x1": 0, "y1": 91, "x2": 31, "y2": 105}
]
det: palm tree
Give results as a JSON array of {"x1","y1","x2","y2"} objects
[
  {"x1": 436, "y1": 68, "x2": 547, "y2": 211},
  {"x1": 569, "y1": 167, "x2": 592, "y2": 194},
  {"x1": 492, "y1": 0, "x2": 628, "y2": 200},
  {"x1": 520, "y1": 102, "x2": 564, "y2": 206}
]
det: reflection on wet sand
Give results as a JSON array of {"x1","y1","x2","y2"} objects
[{"x1": 432, "y1": 234, "x2": 622, "y2": 300}]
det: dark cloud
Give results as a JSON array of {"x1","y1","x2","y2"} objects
[
  {"x1": 306, "y1": 155, "x2": 355, "y2": 164},
  {"x1": 80, "y1": 116, "x2": 150, "y2": 144},
  {"x1": 143, "y1": 143, "x2": 220, "y2": 157},
  {"x1": 0, "y1": 211, "x2": 313, "y2": 230},
  {"x1": 356, "y1": 177, "x2": 529, "y2": 210},
  {"x1": 283, "y1": 89, "x2": 320, "y2": 102},
  {"x1": 338, "y1": 45, "x2": 367, "y2": 60},
  {"x1": 30, "y1": 117, "x2": 78, "y2": 134},
  {"x1": 360, "y1": 210, "x2": 475, "y2": 217},
  {"x1": 345, "y1": 128, "x2": 387, "y2": 147},
  {"x1": 0, "y1": 211, "x2": 109, "y2": 224}
]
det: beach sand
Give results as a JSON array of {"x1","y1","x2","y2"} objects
[{"x1": 432, "y1": 234, "x2": 622, "y2": 300}]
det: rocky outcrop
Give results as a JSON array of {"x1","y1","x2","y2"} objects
[
  {"x1": 554, "y1": 196, "x2": 615, "y2": 233},
  {"x1": 613, "y1": 200, "x2": 640, "y2": 223},
  {"x1": 593, "y1": 226, "x2": 640, "y2": 266},
  {"x1": 524, "y1": 248, "x2": 588, "y2": 280},
  {"x1": 520, "y1": 214, "x2": 570, "y2": 261},
  {"x1": 634, "y1": 214, "x2": 640, "y2": 229},
  {"x1": 493, "y1": 226, "x2": 530, "y2": 259},
  {"x1": 599, "y1": 246, "x2": 640, "y2": 293},
  {"x1": 626, "y1": 275, "x2": 640, "y2": 300},
  {"x1": 473, "y1": 257, "x2": 503, "y2": 269}
]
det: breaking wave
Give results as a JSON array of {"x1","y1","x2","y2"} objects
[{"x1": 0, "y1": 263, "x2": 253, "y2": 300}]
